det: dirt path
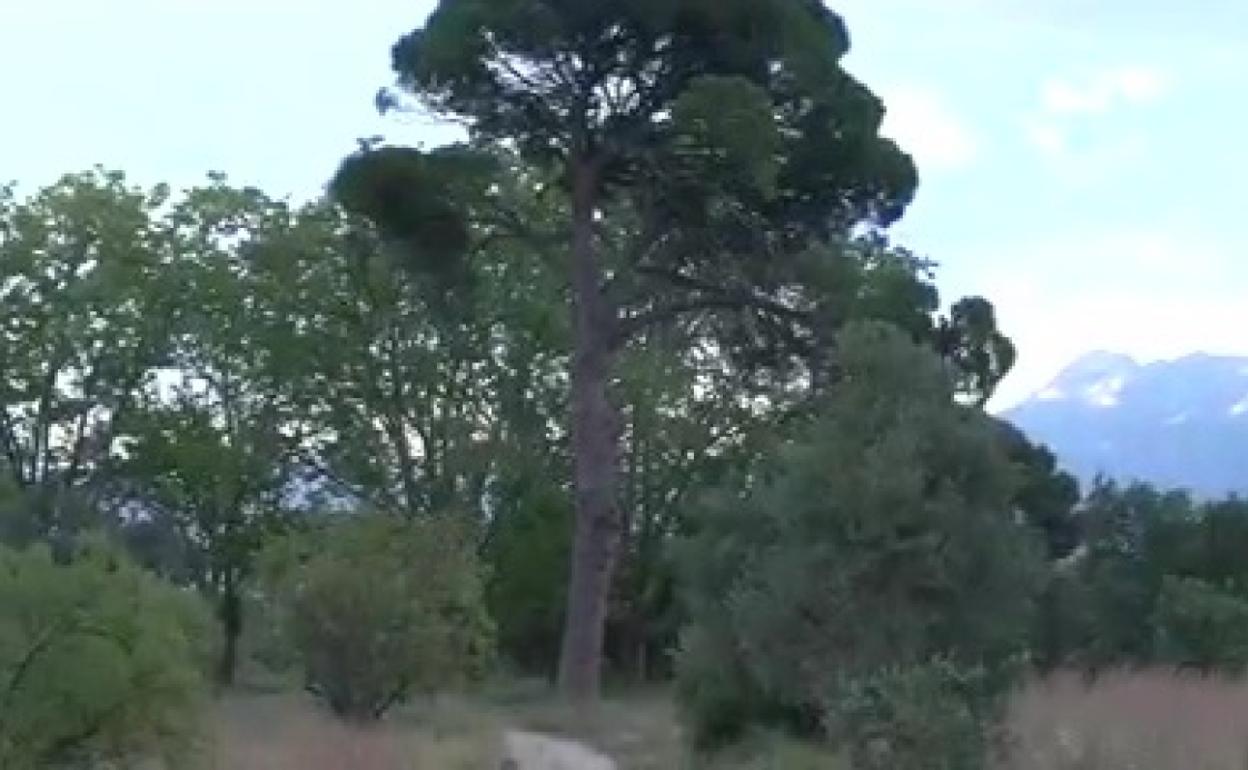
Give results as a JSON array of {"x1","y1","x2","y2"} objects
[
  {"x1": 500, "y1": 730, "x2": 616, "y2": 770},
  {"x1": 210, "y1": 691, "x2": 666, "y2": 768}
]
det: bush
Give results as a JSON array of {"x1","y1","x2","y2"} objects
[
  {"x1": 675, "y1": 322, "x2": 1044, "y2": 749},
  {"x1": 261, "y1": 513, "x2": 494, "y2": 720},
  {"x1": 1031, "y1": 569, "x2": 1096, "y2": 673},
  {"x1": 0, "y1": 538, "x2": 213, "y2": 769},
  {"x1": 831, "y1": 659, "x2": 995, "y2": 770},
  {"x1": 675, "y1": 624, "x2": 773, "y2": 749},
  {"x1": 1152, "y1": 576, "x2": 1248, "y2": 672}
]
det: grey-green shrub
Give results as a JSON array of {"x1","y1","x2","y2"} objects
[
  {"x1": 675, "y1": 322, "x2": 1044, "y2": 749},
  {"x1": 261, "y1": 513, "x2": 494, "y2": 720},
  {"x1": 831, "y1": 659, "x2": 994, "y2": 770},
  {"x1": 0, "y1": 538, "x2": 213, "y2": 769}
]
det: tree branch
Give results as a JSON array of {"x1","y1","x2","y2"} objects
[
  {"x1": 0, "y1": 408, "x2": 27, "y2": 488},
  {"x1": 617, "y1": 266, "x2": 814, "y2": 343},
  {"x1": 1, "y1": 612, "x2": 128, "y2": 721}
]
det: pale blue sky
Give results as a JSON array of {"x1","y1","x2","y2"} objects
[{"x1": 2, "y1": 1, "x2": 1244, "y2": 407}]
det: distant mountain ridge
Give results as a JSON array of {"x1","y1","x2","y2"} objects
[{"x1": 1004, "y1": 351, "x2": 1248, "y2": 497}]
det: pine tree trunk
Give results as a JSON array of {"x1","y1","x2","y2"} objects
[{"x1": 558, "y1": 157, "x2": 622, "y2": 700}]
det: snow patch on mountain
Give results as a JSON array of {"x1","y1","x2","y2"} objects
[
  {"x1": 1037, "y1": 386, "x2": 1065, "y2": 401},
  {"x1": 1005, "y1": 351, "x2": 1248, "y2": 497},
  {"x1": 1083, "y1": 375, "x2": 1126, "y2": 408}
]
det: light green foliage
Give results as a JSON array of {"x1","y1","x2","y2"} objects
[
  {"x1": 111, "y1": 177, "x2": 312, "y2": 684},
  {"x1": 262, "y1": 179, "x2": 567, "y2": 520},
  {"x1": 260, "y1": 514, "x2": 494, "y2": 721},
  {"x1": 833, "y1": 659, "x2": 992, "y2": 770},
  {"x1": 1153, "y1": 576, "x2": 1248, "y2": 672},
  {"x1": 611, "y1": 326, "x2": 787, "y2": 680},
  {"x1": 484, "y1": 474, "x2": 572, "y2": 677},
  {"x1": 0, "y1": 539, "x2": 213, "y2": 769},
  {"x1": 1064, "y1": 481, "x2": 1199, "y2": 669},
  {"x1": 676, "y1": 321, "x2": 1044, "y2": 748},
  {"x1": 1028, "y1": 479, "x2": 1248, "y2": 676},
  {"x1": 0, "y1": 171, "x2": 170, "y2": 537},
  {"x1": 117, "y1": 399, "x2": 290, "y2": 684},
  {"x1": 285, "y1": 173, "x2": 573, "y2": 672}
]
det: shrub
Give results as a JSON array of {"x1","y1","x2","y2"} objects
[
  {"x1": 831, "y1": 659, "x2": 995, "y2": 770},
  {"x1": 261, "y1": 513, "x2": 494, "y2": 721},
  {"x1": 675, "y1": 322, "x2": 1044, "y2": 749},
  {"x1": 1152, "y1": 575, "x2": 1248, "y2": 672},
  {"x1": 0, "y1": 538, "x2": 213, "y2": 769},
  {"x1": 675, "y1": 624, "x2": 771, "y2": 749},
  {"x1": 1031, "y1": 569, "x2": 1096, "y2": 673}
]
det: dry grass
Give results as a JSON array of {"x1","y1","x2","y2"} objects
[
  {"x1": 1000, "y1": 668, "x2": 1248, "y2": 770},
  {"x1": 196, "y1": 670, "x2": 1248, "y2": 769},
  {"x1": 203, "y1": 685, "x2": 688, "y2": 769},
  {"x1": 207, "y1": 692, "x2": 502, "y2": 769},
  {"x1": 200, "y1": 684, "x2": 844, "y2": 769}
]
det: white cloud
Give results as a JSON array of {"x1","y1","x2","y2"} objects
[
  {"x1": 881, "y1": 86, "x2": 978, "y2": 172},
  {"x1": 1041, "y1": 66, "x2": 1170, "y2": 115},
  {"x1": 991, "y1": 291, "x2": 1248, "y2": 411},
  {"x1": 1022, "y1": 65, "x2": 1170, "y2": 180},
  {"x1": 1022, "y1": 120, "x2": 1069, "y2": 157},
  {"x1": 977, "y1": 228, "x2": 1245, "y2": 411},
  {"x1": 1115, "y1": 67, "x2": 1170, "y2": 103},
  {"x1": 1023, "y1": 108, "x2": 1143, "y2": 176}
]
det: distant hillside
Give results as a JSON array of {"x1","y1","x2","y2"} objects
[{"x1": 1004, "y1": 352, "x2": 1248, "y2": 497}]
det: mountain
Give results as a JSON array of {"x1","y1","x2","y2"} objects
[{"x1": 1004, "y1": 351, "x2": 1248, "y2": 497}]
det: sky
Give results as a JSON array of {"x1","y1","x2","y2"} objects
[{"x1": 2, "y1": 1, "x2": 1245, "y2": 409}]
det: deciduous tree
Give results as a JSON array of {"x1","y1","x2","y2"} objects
[{"x1": 0, "y1": 172, "x2": 171, "y2": 542}]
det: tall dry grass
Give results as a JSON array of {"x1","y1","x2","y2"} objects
[
  {"x1": 208, "y1": 692, "x2": 502, "y2": 769},
  {"x1": 205, "y1": 687, "x2": 687, "y2": 769},
  {"x1": 212, "y1": 672, "x2": 1248, "y2": 769},
  {"x1": 1001, "y1": 669, "x2": 1248, "y2": 770},
  {"x1": 203, "y1": 687, "x2": 836, "y2": 769}
]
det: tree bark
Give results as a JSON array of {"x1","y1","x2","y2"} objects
[
  {"x1": 557, "y1": 157, "x2": 622, "y2": 700},
  {"x1": 217, "y1": 573, "x2": 242, "y2": 687}
]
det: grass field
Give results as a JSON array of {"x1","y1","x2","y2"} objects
[
  {"x1": 1001, "y1": 669, "x2": 1248, "y2": 769},
  {"x1": 204, "y1": 683, "x2": 842, "y2": 769},
  {"x1": 207, "y1": 683, "x2": 692, "y2": 769},
  {"x1": 210, "y1": 691, "x2": 508, "y2": 769},
  {"x1": 200, "y1": 669, "x2": 1248, "y2": 769}
]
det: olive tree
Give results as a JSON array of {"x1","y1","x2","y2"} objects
[{"x1": 676, "y1": 322, "x2": 1044, "y2": 757}]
